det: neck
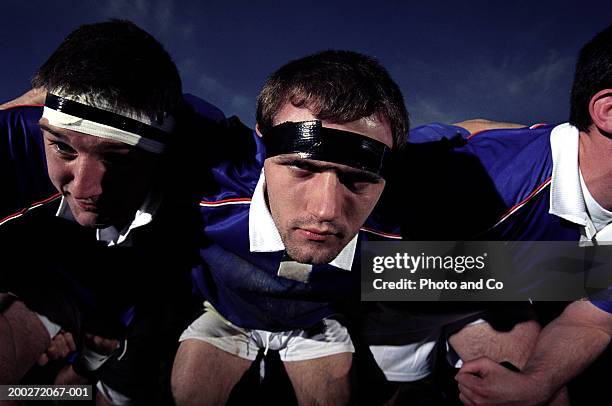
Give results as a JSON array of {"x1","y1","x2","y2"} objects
[
  {"x1": 110, "y1": 214, "x2": 134, "y2": 233},
  {"x1": 579, "y1": 128, "x2": 612, "y2": 211}
]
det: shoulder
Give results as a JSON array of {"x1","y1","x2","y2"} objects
[
  {"x1": 0, "y1": 103, "x2": 44, "y2": 127},
  {"x1": 462, "y1": 124, "x2": 554, "y2": 201},
  {"x1": 0, "y1": 104, "x2": 44, "y2": 145},
  {"x1": 393, "y1": 124, "x2": 556, "y2": 239},
  {"x1": 420, "y1": 123, "x2": 555, "y2": 205},
  {"x1": 0, "y1": 105, "x2": 55, "y2": 218},
  {"x1": 409, "y1": 122, "x2": 470, "y2": 143},
  {"x1": 0, "y1": 193, "x2": 61, "y2": 229},
  {"x1": 0, "y1": 194, "x2": 63, "y2": 257}
]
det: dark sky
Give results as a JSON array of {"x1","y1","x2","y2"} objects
[{"x1": 1, "y1": 0, "x2": 610, "y2": 127}]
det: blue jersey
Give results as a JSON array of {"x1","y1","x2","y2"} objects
[
  {"x1": 0, "y1": 102, "x2": 212, "y2": 338},
  {"x1": 0, "y1": 104, "x2": 55, "y2": 219},
  {"x1": 192, "y1": 127, "x2": 402, "y2": 331},
  {"x1": 407, "y1": 123, "x2": 610, "y2": 312}
]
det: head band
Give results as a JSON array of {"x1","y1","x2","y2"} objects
[
  {"x1": 263, "y1": 120, "x2": 391, "y2": 178},
  {"x1": 42, "y1": 93, "x2": 174, "y2": 154}
]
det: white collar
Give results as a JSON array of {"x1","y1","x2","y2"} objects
[
  {"x1": 56, "y1": 197, "x2": 76, "y2": 222},
  {"x1": 549, "y1": 123, "x2": 589, "y2": 225},
  {"x1": 248, "y1": 170, "x2": 358, "y2": 271},
  {"x1": 56, "y1": 191, "x2": 160, "y2": 247},
  {"x1": 549, "y1": 123, "x2": 599, "y2": 240},
  {"x1": 580, "y1": 170, "x2": 612, "y2": 227}
]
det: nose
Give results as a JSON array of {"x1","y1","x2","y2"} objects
[
  {"x1": 68, "y1": 156, "x2": 106, "y2": 200},
  {"x1": 306, "y1": 172, "x2": 343, "y2": 222}
]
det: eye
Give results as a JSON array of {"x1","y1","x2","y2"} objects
[
  {"x1": 103, "y1": 153, "x2": 131, "y2": 166},
  {"x1": 338, "y1": 173, "x2": 381, "y2": 193},
  {"x1": 288, "y1": 161, "x2": 316, "y2": 176},
  {"x1": 50, "y1": 141, "x2": 77, "y2": 158}
]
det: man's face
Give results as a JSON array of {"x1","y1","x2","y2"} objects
[
  {"x1": 40, "y1": 118, "x2": 160, "y2": 228},
  {"x1": 263, "y1": 104, "x2": 393, "y2": 264}
]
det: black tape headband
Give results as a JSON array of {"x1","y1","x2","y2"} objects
[
  {"x1": 45, "y1": 93, "x2": 171, "y2": 143},
  {"x1": 263, "y1": 120, "x2": 391, "y2": 178}
]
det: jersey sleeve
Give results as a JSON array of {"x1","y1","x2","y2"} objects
[
  {"x1": 0, "y1": 105, "x2": 56, "y2": 219},
  {"x1": 408, "y1": 122, "x2": 470, "y2": 144},
  {"x1": 590, "y1": 300, "x2": 612, "y2": 313}
]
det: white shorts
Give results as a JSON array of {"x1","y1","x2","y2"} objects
[
  {"x1": 97, "y1": 381, "x2": 135, "y2": 406},
  {"x1": 36, "y1": 312, "x2": 62, "y2": 339},
  {"x1": 370, "y1": 318, "x2": 487, "y2": 382},
  {"x1": 370, "y1": 339, "x2": 437, "y2": 382},
  {"x1": 179, "y1": 302, "x2": 354, "y2": 362}
]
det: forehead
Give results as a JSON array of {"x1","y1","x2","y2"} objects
[
  {"x1": 272, "y1": 103, "x2": 393, "y2": 148},
  {"x1": 270, "y1": 154, "x2": 382, "y2": 179},
  {"x1": 40, "y1": 118, "x2": 131, "y2": 151}
]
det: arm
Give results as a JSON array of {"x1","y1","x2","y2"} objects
[
  {"x1": 456, "y1": 300, "x2": 612, "y2": 405},
  {"x1": 0, "y1": 88, "x2": 46, "y2": 110},
  {"x1": 521, "y1": 300, "x2": 612, "y2": 393},
  {"x1": 0, "y1": 296, "x2": 51, "y2": 384},
  {"x1": 453, "y1": 119, "x2": 525, "y2": 134}
]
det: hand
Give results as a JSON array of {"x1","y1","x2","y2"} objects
[
  {"x1": 54, "y1": 365, "x2": 91, "y2": 385},
  {"x1": 37, "y1": 330, "x2": 77, "y2": 366},
  {"x1": 84, "y1": 333, "x2": 120, "y2": 355},
  {"x1": 69, "y1": 333, "x2": 121, "y2": 379},
  {"x1": 455, "y1": 357, "x2": 550, "y2": 406}
]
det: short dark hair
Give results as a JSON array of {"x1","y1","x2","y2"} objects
[
  {"x1": 256, "y1": 50, "x2": 408, "y2": 149},
  {"x1": 569, "y1": 24, "x2": 612, "y2": 132},
  {"x1": 32, "y1": 19, "x2": 182, "y2": 120}
]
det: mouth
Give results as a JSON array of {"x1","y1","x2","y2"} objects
[
  {"x1": 295, "y1": 227, "x2": 340, "y2": 242},
  {"x1": 72, "y1": 198, "x2": 102, "y2": 212}
]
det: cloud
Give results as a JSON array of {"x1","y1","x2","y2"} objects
[
  {"x1": 506, "y1": 53, "x2": 572, "y2": 96},
  {"x1": 408, "y1": 98, "x2": 459, "y2": 126},
  {"x1": 197, "y1": 73, "x2": 229, "y2": 96},
  {"x1": 96, "y1": 0, "x2": 192, "y2": 41},
  {"x1": 463, "y1": 51, "x2": 574, "y2": 122},
  {"x1": 95, "y1": 0, "x2": 252, "y2": 122},
  {"x1": 230, "y1": 95, "x2": 251, "y2": 112},
  {"x1": 394, "y1": 50, "x2": 574, "y2": 126},
  {"x1": 194, "y1": 72, "x2": 254, "y2": 122}
]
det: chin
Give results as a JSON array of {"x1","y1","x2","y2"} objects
[
  {"x1": 74, "y1": 213, "x2": 111, "y2": 229},
  {"x1": 285, "y1": 245, "x2": 340, "y2": 265},
  {"x1": 76, "y1": 220, "x2": 108, "y2": 229}
]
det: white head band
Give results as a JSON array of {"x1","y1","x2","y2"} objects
[{"x1": 42, "y1": 93, "x2": 174, "y2": 154}]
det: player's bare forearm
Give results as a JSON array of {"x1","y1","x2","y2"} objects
[
  {"x1": 453, "y1": 118, "x2": 526, "y2": 134},
  {"x1": 521, "y1": 300, "x2": 612, "y2": 397}
]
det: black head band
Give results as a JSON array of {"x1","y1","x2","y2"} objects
[
  {"x1": 263, "y1": 120, "x2": 391, "y2": 178},
  {"x1": 44, "y1": 93, "x2": 171, "y2": 143}
]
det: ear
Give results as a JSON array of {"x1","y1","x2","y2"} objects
[
  {"x1": 255, "y1": 123, "x2": 264, "y2": 138},
  {"x1": 589, "y1": 89, "x2": 612, "y2": 133}
]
